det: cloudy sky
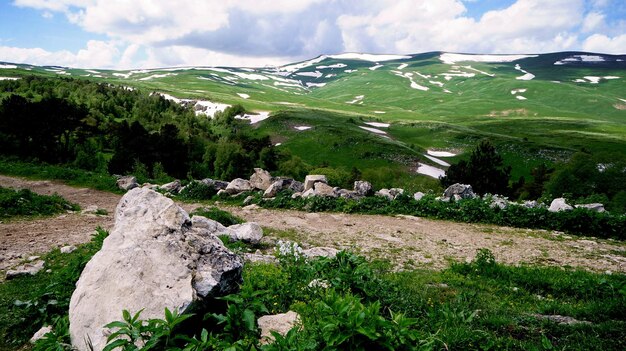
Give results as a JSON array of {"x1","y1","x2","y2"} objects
[{"x1": 0, "y1": 0, "x2": 625, "y2": 69}]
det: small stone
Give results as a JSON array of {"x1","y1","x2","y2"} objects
[
  {"x1": 60, "y1": 245, "x2": 77, "y2": 254},
  {"x1": 30, "y1": 326, "x2": 53, "y2": 343},
  {"x1": 258, "y1": 311, "x2": 300, "y2": 344},
  {"x1": 6, "y1": 260, "x2": 45, "y2": 279}
]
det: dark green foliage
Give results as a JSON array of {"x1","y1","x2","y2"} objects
[
  {"x1": 191, "y1": 207, "x2": 244, "y2": 226},
  {"x1": 0, "y1": 186, "x2": 79, "y2": 219},
  {"x1": 546, "y1": 152, "x2": 626, "y2": 213},
  {"x1": 257, "y1": 192, "x2": 626, "y2": 239},
  {"x1": 441, "y1": 140, "x2": 512, "y2": 196},
  {"x1": 178, "y1": 181, "x2": 218, "y2": 200},
  {"x1": 0, "y1": 228, "x2": 108, "y2": 349}
]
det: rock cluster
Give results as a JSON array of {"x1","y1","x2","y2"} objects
[{"x1": 115, "y1": 169, "x2": 607, "y2": 214}]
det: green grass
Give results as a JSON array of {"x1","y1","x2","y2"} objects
[
  {"x1": 0, "y1": 186, "x2": 79, "y2": 219},
  {"x1": 190, "y1": 206, "x2": 245, "y2": 226},
  {"x1": 0, "y1": 228, "x2": 108, "y2": 350},
  {"x1": 0, "y1": 157, "x2": 120, "y2": 193}
]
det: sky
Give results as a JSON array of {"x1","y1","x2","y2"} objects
[{"x1": 0, "y1": 0, "x2": 625, "y2": 69}]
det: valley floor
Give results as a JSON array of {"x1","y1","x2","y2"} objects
[{"x1": 1, "y1": 175, "x2": 625, "y2": 276}]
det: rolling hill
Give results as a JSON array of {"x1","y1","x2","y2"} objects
[{"x1": 1, "y1": 51, "x2": 625, "y2": 190}]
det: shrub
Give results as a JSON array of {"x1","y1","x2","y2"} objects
[
  {"x1": 190, "y1": 207, "x2": 244, "y2": 226},
  {"x1": 0, "y1": 187, "x2": 79, "y2": 219}
]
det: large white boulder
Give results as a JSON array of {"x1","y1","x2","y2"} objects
[
  {"x1": 258, "y1": 311, "x2": 300, "y2": 344},
  {"x1": 353, "y1": 181, "x2": 372, "y2": 196},
  {"x1": 69, "y1": 188, "x2": 243, "y2": 351},
  {"x1": 548, "y1": 198, "x2": 573, "y2": 212},
  {"x1": 225, "y1": 178, "x2": 253, "y2": 194},
  {"x1": 225, "y1": 223, "x2": 264, "y2": 244},
  {"x1": 250, "y1": 168, "x2": 274, "y2": 191},
  {"x1": 314, "y1": 182, "x2": 338, "y2": 198},
  {"x1": 116, "y1": 176, "x2": 138, "y2": 191},
  {"x1": 303, "y1": 175, "x2": 327, "y2": 192},
  {"x1": 443, "y1": 183, "x2": 475, "y2": 199}
]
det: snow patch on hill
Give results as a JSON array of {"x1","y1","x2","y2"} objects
[
  {"x1": 417, "y1": 163, "x2": 445, "y2": 178},
  {"x1": 139, "y1": 73, "x2": 177, "y2": 81},
  {"x1": 514, "y1": 64, "x2": 535, "y2": 80},
  {"x1": 359, "y1": 126, "x2": 387, "y2": 135},
  {"x1": 364, "y1": 122, "x2": 390, "y2": 128},
  {"x1": 237, "y1": 93, "x2": 250, "y2": 99},
  {"x1": 427, "y1": 150, "x2": 457, "y2": 157},
  {"x1": 424, "y1": 154, "x2": 450, "y2": 167},
  {"x1": 0, "y1": 64, "x2": 18, "y2": 69},
  {"x1": 554, "y1": 55, "x2": 605, "y2": 65},
  {"x1": 329, "y1": 53, "x2": 411, "y2": 62},
  {"x1": 294, "y1": 126, "x2": 312, "y2": 131},
  {"x1": 346, "y1": 95, "x2": 364, "y2": 104},
  {"x1": 235, "y1": 112, "x2": 270, "y2": 124},
  {"x1": 440, "y1": 53, "x2": 537, "y2": 65},
  {"x1": 0, "y1": 77, "x2": 19, "y2": 80}
]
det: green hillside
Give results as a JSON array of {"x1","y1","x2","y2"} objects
[{"x1": 1, "y1": 51, "x2": 625, "y2": 196}]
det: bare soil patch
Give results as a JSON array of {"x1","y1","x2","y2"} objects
[{"x1": 1, "y1": 175, "x2": 625, "y2": 276}]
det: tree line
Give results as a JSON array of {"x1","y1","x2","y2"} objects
[{"x1": 0, "y1": 76, "x2": 304, "y2": 182}]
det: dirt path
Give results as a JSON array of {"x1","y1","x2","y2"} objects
[{"x1": 1, "y1": 175, "x2": 625, "y2": 275}]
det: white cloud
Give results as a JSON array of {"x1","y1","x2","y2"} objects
[
  {"x1": 0, "y1": 40, "x2": 119, "y2": 68},
  {"x1": 6, "y1": 0, "x2": 626, "y2": 68},
  {"x1": 582, "y1": 12, "x2": 605, "y2": 32},
  {"x1": 582, "y1": 33, "x2": 626, "y2": 54}
]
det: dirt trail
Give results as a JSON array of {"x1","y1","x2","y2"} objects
[{"x1": 1, "y1": 175, "x2": 625, "y2": 275}]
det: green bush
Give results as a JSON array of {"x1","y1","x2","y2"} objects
[
  {"x1": 190, "y1": 207, "x2": 244, "y2": 226},
  {"x1": 178, "y1": 181, "x2": 218, "y2": 201},
  {"x1": 0, "y1": 187, "x2": 79, "y2": 219}
]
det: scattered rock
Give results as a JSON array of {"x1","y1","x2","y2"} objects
[
  {"x1": 302, "y1": 247, "x2": 339, "y2": 259},
  {"x1": 353, "y1": 181, "x2": 372, "y2": 196},
  {"x1": 286, "y1": 180, "x2": 304, "y2": 193},
  {"x1": 69, "y1": 188, "x2": 243, "y2": 351},
  {"x1": 413, "y1": 192, "x2": 425, "y2": 201},
  {"x1": 263, "y1": 180, "x2": 283, "y2": 198},
  {"x1": 531, "y1": 314, "x2": 592, "y2": 325},
  {"x1": 250, "y1": 168, "x2": 274, "y2": 191},
  {"x1": 258, "y1": 311, "x2": 300, "y2": 344},
  {"x1": 314, "y1": 182, "x2": 338, "y2": 198},
  {"x1": 375, "y1": 188, "x2": 404, "y2": 200},
  {"x1": 243, "y1": 253, "x2": 277, "y2": 264},
  {"x1": 60, "y1": 245, "x2": 77, "y2": 254},
  {"x1": 338, "y1": 189, "x2": 360, "y2": 200},
  {"x1": 243, "y1": 204, "x2": 261, "y2": 211},
  {"x1": 548, "y1": 198, "x2": 573, "y2": 212},
  {"x1": 301, "y1": 188, "x2": 316, "y2": 198},
  {"x1": 522, "y1": 200, "x2": 539, "y2": 208},
  {"x1": 243, "y1": 195, "x2": 255, "y2": 205},
  {"x1": 226, "y1": 223, "x2": 263, "y2": 244},
  {"x1": 225, "y1": 178, "x2": 253, "y2": 194},
  {"x1": 304, "y1": 175, "x2": 327, "y2": 192},
  {"x1": 160, "y1": 180, "x2": 182, "y2": 193},
  {"x1": 217, "y1": 189, "x2": 228, "y2": 197},
  {"x1": 443, "y1": 184, "x2": 475, "y2": 199},
  {"x1": 291, "y1": 192, "x2": 302, "y2": 199},
  {"x1": 116, "y1": 176, "x2": 138, "y2": 191},
  {"x1": 6, "y1": 260, "x2": 45, "y2": 279},
  {"x1": 575, "y1": 203, "x2": 605, "y2": 212},
  {"x1": 30, "y1": 325, "x2": 53, "y2": 343},
  {"x1": 489, "y1": 195, "x2": 509, "y2": 209},
  {"x1": 81, "y1": 205, "x2": 99, "y2": 214}
]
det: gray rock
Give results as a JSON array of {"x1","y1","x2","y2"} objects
[
  {"x1": 81, "y1": 205, "x2": 99, "y2": 214},
  {"x1": 548, "y1": 198, "x2": 573, "y2": 212},
  {"x1": 216, "y1": 189, "x2": 228, "y2": 197},
  {"x1": 250, "y1": 168, "x2": 274, "y2": 191},
  {"x1": 6, "y1": 260, "x2": 45, "y2": 279},
  {"x1": 60, "y1": 245, "x2": 77, "y2": 254},
  {"x1": 302, "y1": 247, "x2": 339, "y2": 259},
  {"x1": 30, "y1": 326, "x2": 52, "y2": 343},
  {"x1": 522, "y1": 200, "x2": 539, "y2": 208},
  {"x1": 258, "y1": 311, "x2": 300, "y2": 344},
  {"x1": 286, "y1": 180, "x2": 304, "y2": 193},
  {"x1": 489, "y1": 195, "x2": 509, "y2": 209},
  {"x1": 116, "y1": 176, "x2": 138, "y2": 191},
  {"x1": 243, "y1": 253, "x2": 278, "y2": 264},
  {"x1": 531, "y1": 314, "x2": 592, "y2": 326},
  {"x1": 263, "y1": 180, "x2": 284, "y2": 198},
  {"x1": 338, "y1": 189, "x2": 360, "y2": 200},
  {"x1": 226, "y1": 223, "x2": 263, "y2": 244},
  {"x1": 301, "y1": 188, "x2": 316, "y2": 198},
  {"x1": 575, "y1": 203, "x2": 605, "y2": 213},
  {"x1": 314, "y1": 182, "x2": 338, "y2": 198},
  {"x1": 413, "y1": 192, "x2": 425, "y2": 201},
  {"x1": 304, "y1": 175, "x2": 327, "y2": 191},
  {"x1": 375, "y1": 188, "x2": 404, "y2": 200},
  {"x1": 225, "y1": 178, "x2": 253, "y2": 194},
  {"x1": 69, "y1": 188, "x2": 243, "y2": 351},
  {"x1": 443, "y1": 183, "x2": 475, "y2": 199},
  {"x1": 291, "y1": 192, "x2": 302, "y2": 199},
  {"x1": 353, "y1": 181, "x2": 372, "y2": 196},
  {"x1": 160, "y1": 180, "x2": 182, "y2": 193},
  {"x1": 243, "y1": 195, "x2": 255, "y2": 205}
]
